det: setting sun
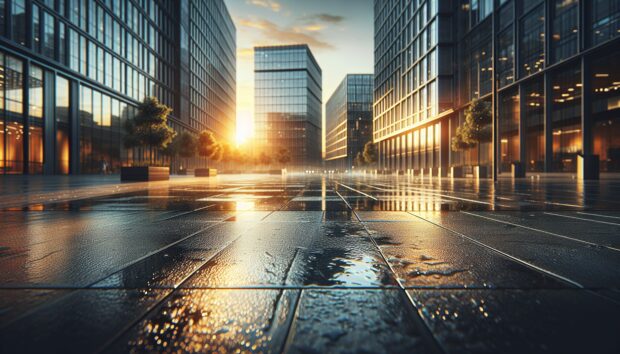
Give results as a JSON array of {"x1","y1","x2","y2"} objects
[{"x1": 236, "y1": 110, "x2": 254, "y2": 146}]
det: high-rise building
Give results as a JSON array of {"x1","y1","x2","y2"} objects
[
  {"x1": 254, "y1": 45, "x2": 322, "y2": 169},
  {"x1": 374, "y1": 0, "x2": 620, "y2": 176},
  {"x1": 325, "y1": 74, "x2": 373, "y2": 171},
  {"x1": 0, "y1": 0, "x2": 235, "y2": 175}
]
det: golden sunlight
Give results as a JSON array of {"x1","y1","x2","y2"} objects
[{"x1": 236, "y1": 110, "x2": 254, "y2": 145}]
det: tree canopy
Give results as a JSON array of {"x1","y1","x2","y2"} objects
[
  {"x1": 124, "y1": 97, "x2": 176, "y2": 164},
  {"x1": 451, "y1": 98, "x2": 492, "y2": 152}
]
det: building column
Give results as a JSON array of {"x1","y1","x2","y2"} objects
[
  {"x1": 43, "y1": 71, "x2": 55, "y2": 175},
  {"x1": 441, "y1": 121, "x2": 449, "y2": 176},
  {"x1": 23, "y1": 60, "x2": 30, "y2": 174},
  {"x1": 518, "y1": 83, "x2": 527, "y2": 166},
  {"x1": 544, "y1": 72, "x2": 553, "y2": 172},
  {"x1": 70, "y1": 80, "x2": 80, "y2": 174},
  {"x1": 581, "y1": 56, "x2": 592, "y2": 156}
]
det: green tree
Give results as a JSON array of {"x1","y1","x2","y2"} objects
[
  {"x1": 258, "y1": 151, "x2": 271, "y2": 166},
  {"x1": 276, "y1": 148, "x2": 292, "y2": 168},
  {"x1": 451, "y1": 98, "x2": 492, "y2": 166},
  {"x1": 354, "y1": 152, "x2": 365, "y2": 168},
  {"x1": 164, "y1": 131, "x2": 197, "y2": 172},
  {"x1": 124, "y1": 97, "x2": 176, "y2": 165},
  {"x1": 198, "y1": 130, "x2": 219, "y2": 166},
  {"x1": 362, "y1": 142, "x2": 377, "y2": 165}
]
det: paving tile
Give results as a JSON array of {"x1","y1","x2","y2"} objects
[
  {"x1": 412, "y1": 211, "x2": 620, "y2": 287},
  {"x1": 284, "y1": 289, "x2": 438, "y2": 353},
  {"x1": 367, "y1": 221, "x2": 566, "y2": 289},
  {"x1": 182, "y1": 222, "x2": 321, "y2": 287},
  {"x1": 0, "y1": 289, "x2": 169, "y2": 354},
  {"x1": 408, "y1": 289, "x2": 620, "y2": 354},
  {"x1": 286, "y1": 223, "x2": 398, "y2": 287},
  {"x1": 106, "y1": 289, "x2": 297, "y2": 353}
]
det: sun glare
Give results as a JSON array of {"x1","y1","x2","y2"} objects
[{"x1": 236, "y1": 110, "x2": 254, "y2": 145}]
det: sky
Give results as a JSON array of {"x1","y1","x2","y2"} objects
[{"x1": 224, "y1": 0, "x2": 374, "y2": 145}]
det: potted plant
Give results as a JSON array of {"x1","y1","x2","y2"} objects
[
  {"x1": 122, "y1": 97, "x2": 176, "y2": 181},
  {"x1": 275, "y1": 148, "x2": 291, "y2": 174},
  {"x1": 165, "y1": 131, "x2": 197, "y2": 175},
  {"x1": 195, "y1": 130, "x2": 220, "y2": 177},
  {"x1": 362, "y1": 141, "x2": 377, "y2": 173},
  {"x1": 451, "y1": 99, "x2": 492, "y2": 179}
]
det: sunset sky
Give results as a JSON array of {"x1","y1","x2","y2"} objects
[{"x1": 224, "y1": 0, "x2": 374, "y2": 145}]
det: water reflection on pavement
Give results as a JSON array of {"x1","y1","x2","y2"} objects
[{"x1": 1, "y1": 173, "x2": 620, "y2": 353}]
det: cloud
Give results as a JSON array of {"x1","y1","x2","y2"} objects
[
  {"x1": 237, "y1": 48, "x2": 254, "y2": 61},
  {"x1": 246, "y1": 0, "x2": 281, "y2": 12},
  {"x1": 237, "y1": 18, "x2": 335, "y2": 50},
  {"x1": 307, "y1": 14, "x2": 345, "y2": 24}
]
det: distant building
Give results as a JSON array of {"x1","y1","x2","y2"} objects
[
  {"x1": 254, "y1": 45, "x2": 322, "y2": 169},
  {"x1": 0, "y1": 0, "x2": 236, "y2": 175},
  {"x1": 374, "y1": 0, "x2": 620, "y2": 175},
  {"x1": 325, "y1": 74, "x2": 373, "y2": 171}
]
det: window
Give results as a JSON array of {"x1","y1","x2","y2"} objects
[
  {"x1": 497, "y1": 27, "x2": 515, "y2": 87},
  {"x1": 28, "y1": 66, "x2": 44, "y2": 174},
  {"x1": 524, "y1": 79, "x2": 545, "y2": 172},
  {"x1": 552, "y1": 65, "x2": 582, "y2": 172},
  {"x1": 11, "y1": 0, "x2": 26, "y2": 46},
  {"x1": 552, "y1": 0, "x2": 579, "y2": 63},
  {"x1": 56, "y1": 76, "x2": 70, "y2": 174},
  {"x1": 592, "y1": 51, "x2": 620, "y2": 172},
  {"x1": 520, "y1": 5, "x2": 545, "y2": 78},
  {"x1": 33, "y1": 5, "x2": 41, "y2": 52},
  {"x1": 591, "y1": 0, "x2": 620, "y2": 46},
  {"x1": 499, "y1": 89, "x2": 520, "y2": 172},
  {"x1": 42, "y1": 12, "x2": 56, "y2": 59},
  {"x1": 4, "y1": 55, "x2": 25, "y2": 174}
]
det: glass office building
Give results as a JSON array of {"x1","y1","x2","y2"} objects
[
  {"x1": 374, "y1": 0, "x2": 620, "y2": 175},
  {"x1": 254, "y1": 45, "x2": 322, "y2": 169},
  {"x1": 0, "y1": 0, "x2": 235, "y2": 175},
  {"x1": 325, "y1": 74, "x2": 373, "y2": 170}
]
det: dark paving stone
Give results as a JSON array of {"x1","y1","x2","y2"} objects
[
  {"x1": 105, "y1": 289, "x2": 297, "y2": 353},
  {"x1": 0, "y1": 289, "x2": 69, "y2": 326},
  {"x1": 91, "y1": 222, "x2": 251, "y2": 288},
  {"x1": 284, "y1": 289, "x2": 439, "y2": 353},
  {"x1": 0, "y1": 289, "x2": 169, "y2": 354},
  {"x1": 0, "y1": 212, "x2": 224, "y2": 287},
  {"x1": 412, "y1": 211, "x2": 620, "y2": 288},
  {"x1": 367, "y1": 221, "x2": 566, "y2": 289},
  {"x1": 183, "y1": 222, "x2": 321, "y2": 287},
  {"x1": 263, "y1": 211, "x2": 324, "y2": 222},
  {"x1": 408, "y1": 289, "x2": 620, "y2": 354},
  {"x1": 470, "y1": 211, "x2": 620, "y2": 249},
  {"x1": 356, "y1": 211, "x2": 418, "y2": 221},
  {"x1": 287, "y1": 223, "x2": 398, "y2": 287}
]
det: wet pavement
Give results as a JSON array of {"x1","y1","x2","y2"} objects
[{"x1": 1, "y1": 173, "x2": 620, "y2": 353}]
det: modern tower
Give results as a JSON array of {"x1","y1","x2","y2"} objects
[
  {"x1": 373, "y1": 0, "x2": 620, "y2": 176},
  {"x1": 0, "y1": 0, "x2": 236, "y2": 175},
  {"x1": 325, "y1": 74, "x2": 373, "y2": 171},
  {"x1": 254, "y1": 45, "x2": 322, "y2": 169}
]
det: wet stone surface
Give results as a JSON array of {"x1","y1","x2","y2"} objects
[{"x1": 1, "y1": 173, "x2": 620, "y2": 353}]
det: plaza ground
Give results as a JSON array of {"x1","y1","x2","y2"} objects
[{"x1": 0, "y1": 173, "x2": 619, "y2": 353}]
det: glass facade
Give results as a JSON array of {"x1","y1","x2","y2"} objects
[
  {"x1": 325, "y1": 74, "x2": 373, "y2": 170},
  {"x1": 0, "y1": 0, "x2": 236, "y2": 174},
  {"x1": 374, "y1": 0, "x2": 452, "y2": 172},
  {"x1": 254, "y1": 45, "x2": 322, "y2": 168},
  {"x1": 374, "y1": 0, "x2": 620, "y2": 175}
]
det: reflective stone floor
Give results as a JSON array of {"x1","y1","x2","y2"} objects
[{"x1": 1, "y1": 174, "x2": 619, "y2": 353}]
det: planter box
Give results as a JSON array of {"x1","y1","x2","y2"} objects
[
  {"x1": 121, "y1": 167, "x2": 169, "y2": 182},
  {"x1": 511, "y1": 162, "x2": 525, "y2": 178},
  {"x1": 450, "y1": 166, "x2": 464, "y2": 178},
  {"x1": 195, "y1": 168, "x2": 217, "y2": 177},
  {"x1": 577, "y1": 154, "x2": 599, "y2": 180},
  {"x1": 474, "y1": 165, "x2": 488, "y2": 179}
]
